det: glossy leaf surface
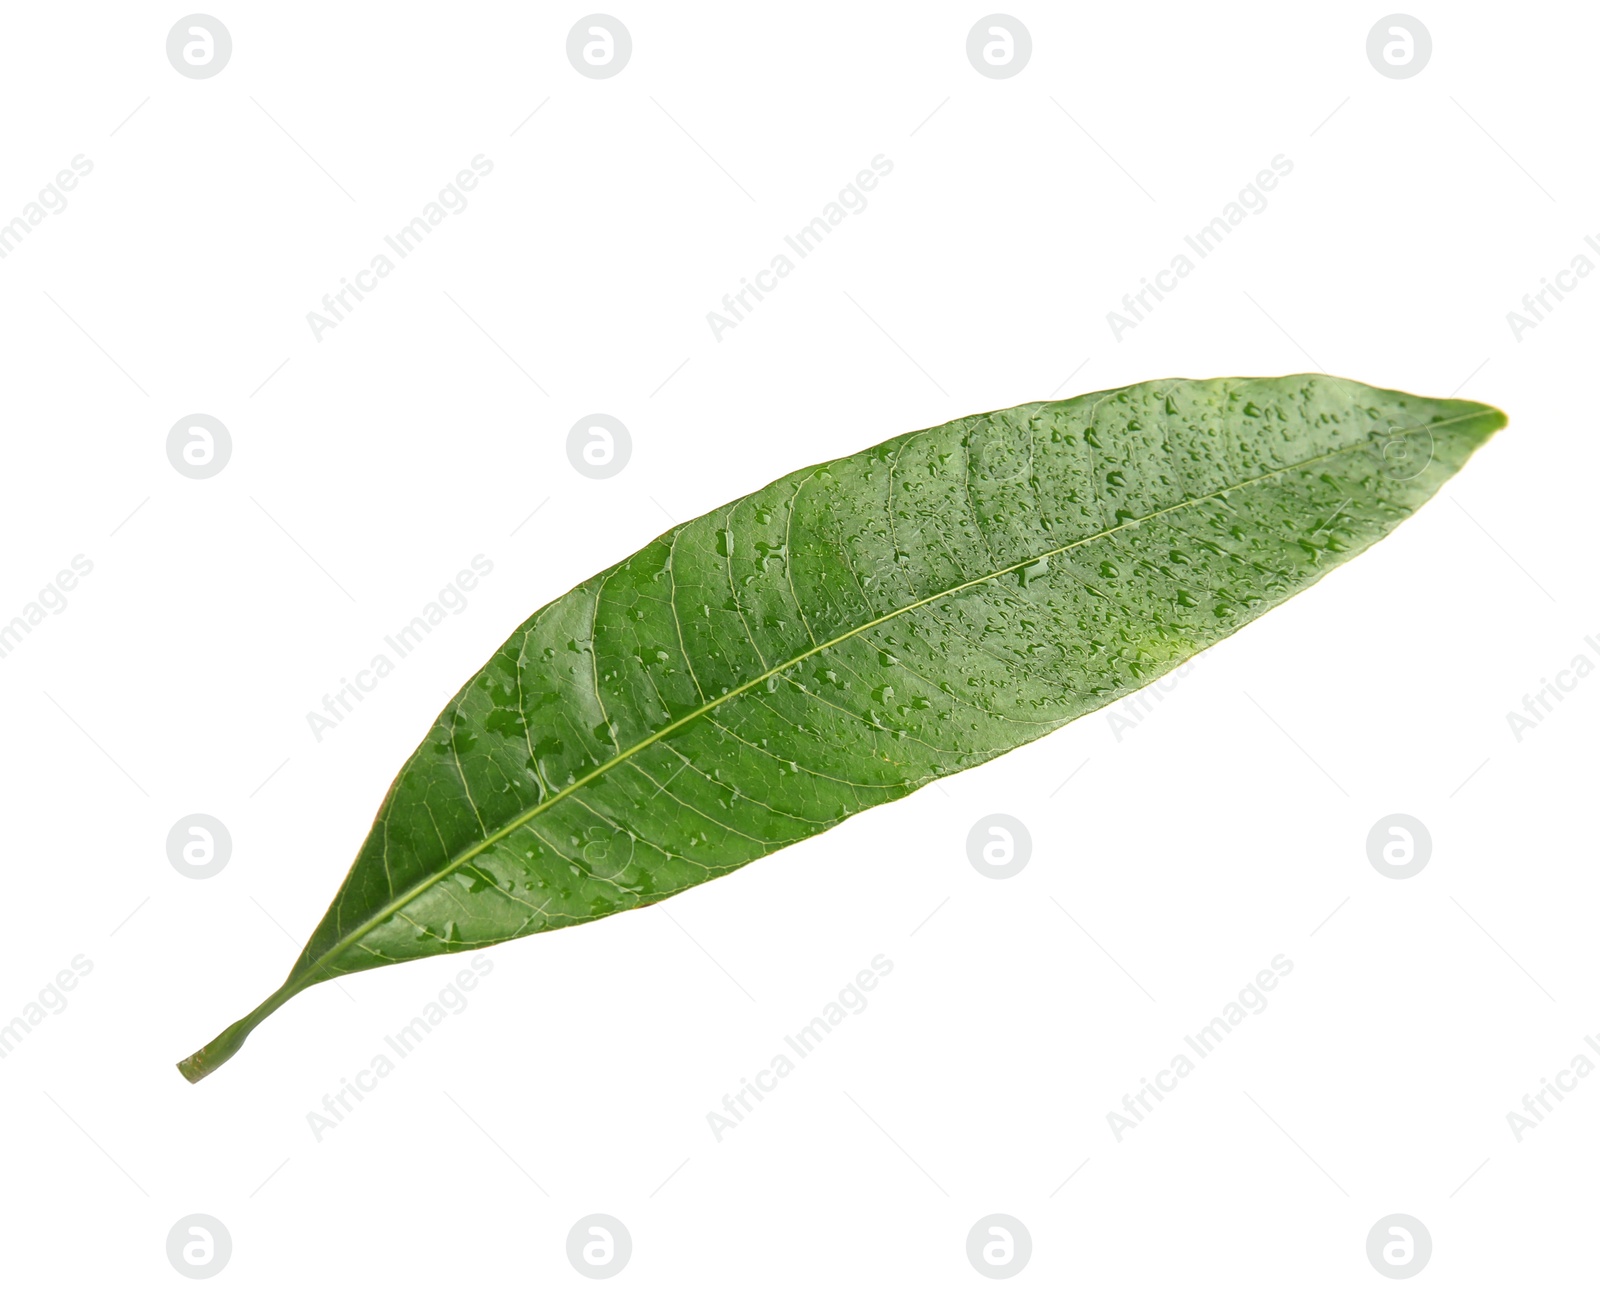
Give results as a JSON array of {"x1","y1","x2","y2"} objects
[{"x1": 178, "y1": 375, "x2": 1505, "y2": 1080}]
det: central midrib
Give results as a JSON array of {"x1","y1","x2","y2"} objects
[{"x1": 296, "y1": 417, "x2": 1483, "y2": 985}]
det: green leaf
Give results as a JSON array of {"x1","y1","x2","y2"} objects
[{"x1": 178, "y1": 374, "x2": 1505, "y2": 1081}]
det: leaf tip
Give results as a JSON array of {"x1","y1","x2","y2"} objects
[{"x1": 1447, "y1": 398, "x2": 1509, "y2": 451}]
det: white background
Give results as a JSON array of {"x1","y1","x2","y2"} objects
[{"x1": 0, "y1": 1, "x2": 1594, "y2": 1288}]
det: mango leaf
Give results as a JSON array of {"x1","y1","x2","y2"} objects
[{"x1": 178, "y1": 375, "x2": 1504, "y2": 1080}]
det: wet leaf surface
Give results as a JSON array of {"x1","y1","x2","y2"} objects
[{"x1": 178, "y1": 374, "x2": 1505, "y2": 1080}]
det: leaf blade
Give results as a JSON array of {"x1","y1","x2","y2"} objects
[{"x1": 178, "y1": 374, "x2": 1505, "y2": 1081}]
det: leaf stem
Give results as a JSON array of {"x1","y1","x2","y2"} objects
[{"x1": 175, "y1": 981, "x2": 303, "y2": 1083}]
